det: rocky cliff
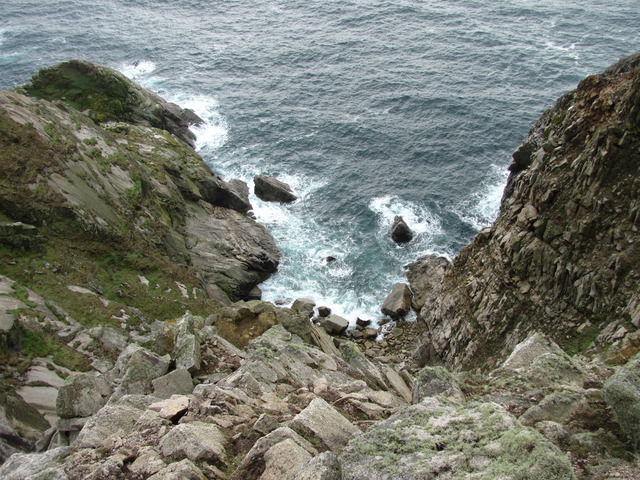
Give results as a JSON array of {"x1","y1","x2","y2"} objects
[{"x1": 408, "y1": 52, "x2": 640, "y2": 371}]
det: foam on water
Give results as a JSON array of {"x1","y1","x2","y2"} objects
[
  {"x1": 453, "y1": 164, "x2": 508, "y2": 231},
  {"x1": 369, "y1": 194, "x2": 443, "y2": 237}
]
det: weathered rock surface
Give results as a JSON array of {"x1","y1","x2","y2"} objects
[
  {"x1": 254, "y1": 175, "x2": 297, "y2": 203},
  {"x1": 408, "y1": 52, "x2": 640, "y2": 370},
  {"x1": 380, "y1": 283, "x2": 412, "y2": 319}
]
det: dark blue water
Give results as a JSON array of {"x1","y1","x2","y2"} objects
[{"x1": 1, "y1": 0, "x2": 638, "y2": 322}]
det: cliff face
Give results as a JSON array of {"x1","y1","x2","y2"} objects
[
  {"x1": 0, "y1": 60, "x2": 280, "y2": 312},
  {"x1": 408, "y1": 53, "x2": 640, "y2": 370}
]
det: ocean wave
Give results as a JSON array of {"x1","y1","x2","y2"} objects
[
  {"x1": 452, "y1": 164, "x2": 508, "y2": 231},
  {"x1": 369, "y1": 194, "x2": 443, "y2": 237}
]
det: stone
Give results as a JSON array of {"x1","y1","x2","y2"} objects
[
  {"x1": 322, "y1": 314, "x2": 349, "y2": 335},
  {"x1": 261, "y1": 438, "x2": 313, "y2": 480},
  {"x1": 56, "y1": 373, "x2": 112, "y2": 418},
  {"x1": 114, "y1": 349, "x2": 171, "y2": 398},
  {"x1": 254, "y1": 175, "x2": 297, "y2": 203},
  {"x1": 380, "y1": 283, "x2": 412, "y2": 319},
  {"x1": 0, "y1": 221, "x2": 42, "y2": 250},
  {"x1": 175, "y1": 333, "x2": 202, "y2": 373},
  {"x1": 289, "y1": 398, "x2": 361, "y2": 453},
  {"x1": 276, "y1": 307, "x2": 314, "y2": 344},
  {"x1": 390, "y1": 215, "x2": 414, "y2": 243},
  {"x1": 355, "y1": 317, "x2": 370, "y2": 327},
  {"x1": 412, "y1": 365, "x2": 464, "y2": 403},
  {"x1": 148, "y1": 395, "x2": 190, "y2": 420},
  {"x1": 318, "y1": 306, "x2": 332, "y2": 317},
  {"x1": 382, "y1": 365, "x2": 412, "y2": 403},
  {"x1": 0, "y1": 447, "x2": 70, "y2": 480},
  {"x1": 159, "y1": 421, "x2": 227, "y2": 465},
  {"x1": 292, "y1": 298, "x2": 316, "y2": 318},
  {"x1": 254, "y1": 413, "x2": 280, "y2": 435},
  {"x1": 340, "y1": 342, "x2": 388, "y2": 391},
  {"x1": 603, "y1": 353, "x2": 640, "y2": 450},
  {"x1": 362, "y1": 327, "x2": 378, "y2": 339},
  {"x1": 340, "y1": 398, "x2": 574, "y2": 480},
  {"x1": 294, "y1": 452, "x2": 342, "y2": 480},
  {"x1": 152, "y1": 368, "x2": 194, "y2": 399},
  {"x1": 76, "y1": 401, "x2": 147, "y2": 448},
  {"x1": 147, "y1": 459, "x2": 207, "y2": 480}
]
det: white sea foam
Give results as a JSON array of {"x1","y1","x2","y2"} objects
[
  {"x1": 369, "y1": 194, "x2": 443, "y2": 236},
  {"x1": 453, "y1": 164, "x2": 508, "y2": 231},
  {"x1": 119, "y1": 60, "x2": 157, "y2": 80}
]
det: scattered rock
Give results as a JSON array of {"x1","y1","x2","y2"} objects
[
  {"x1": 322, "y1": 314, "x2": 349, "y2": 335},
  {"x1": 317, "y1": 306, "x2": 332, "y2": 317},
  {"x1": 603, "y1": 353, "x2": 640, "y2": 450},
  {"x1": 292, "y1": 298, "x2": 316, "y2": 319},
  {"x1": 56, "y1": 373, "x2": 112, "y2": 419},
  {"x1": 152, "y1": 368, "x2": 194, "y2": 399},
  {"x1": 411, "y1": 365, "x2": 464, "y2": 403},
  {"x1": 159, "y1": 421, "x2": 227, "y2": 465}
]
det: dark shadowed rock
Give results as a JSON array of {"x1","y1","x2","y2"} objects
[
  {"x1": 390, "y1": 216, "x2": 414, "y2": 243},
  {"x1": 254, "y1": 175, "x2": 297, "y2": 203}
]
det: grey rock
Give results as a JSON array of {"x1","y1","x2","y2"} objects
[
  {"x1": 254, "y1": 413, "x2": 280, "y2": 435},
  {"x1": 56, "y1": 373, "x2": 112, "y2": 418},
  {"x1": 152, "y1": 368, "x2": 194, "y2": 399},
  {"x1": 175, "y1": 333, "x2": 202, "y2": 373},
  {"x1": 381, "y1": 365, "x2": 412, "y2": 403},
  {"x1": 603, "y1": 353, "x2": 640, "y2": 450},
  {"x1": 295, "y1": 452, "x2": 342, "y2": 480},
  {"x1": 254, "y1": 175, "x2": 297, "y2": 203},
  {"x1": 0, "y1": 447, "x2": 70, "y2": 480},
  {"x1": 390, "y1": 215, "x2": 414, "y2": 243},
  {"x1": 147, "y1": 459, "x2": 207, "y2": 480},
  {"x1": 412, "y1": 365, "x2": 464, "y2": 404},
  {"x1": 76, "y1": 402, "x2": 145, "y2": 448},
  {"x1": 292, "y1": 298, "x2": 316, "y2": 318},
  {"x1": 276, "y1": 307, "x2": 314, "y2": 344},
  {"x1": 380, "y1": 283, "x2": 412, "y2": 319},
  {"x1": 289, "y1": 398, "x2": 361, "y2": 453},
  {"x1": 340, "y1": 398, "x2": 574, "y2": 480},
  {"x1": 340, "y1": 342, "x2": 388, "y2": 391},
  {"x1": 318, "y1": 306, "x2": 332, "y2": 317},
  {"x1": 261, "y1": 438, "x2": 313, "y2": 480},
  {"x1": 114, "y1": 349, "x2": 171, "y2": 398},
  {"x1": 159, "y1": 421, "x2": 227, "y2": 465},
  {"x1": 322, "y1": 314, "x2": 349, "y2": 335}
]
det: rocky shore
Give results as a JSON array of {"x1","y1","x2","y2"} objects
[{"x1": 1, "y1": 54, "x2": 640, "y2": 479}]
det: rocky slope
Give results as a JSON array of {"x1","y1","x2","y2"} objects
[
  {"x1": 2, "y1": 55, "x2": 640, "y2": 479},
  {"x1": 408, "y1": 52, "x2": 640, "y2": 371}
]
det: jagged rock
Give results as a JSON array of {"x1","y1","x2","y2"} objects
[
  {"x1": 381, "y1": 365, "x2": 412, "y2": 403},
  {"x1": 411, "y1": 365, "x2": 464, "y2": 403},
  {"x1": 152, "y1": 368, "x2": 194, "y2": 399},
  {"x1": 56, "y1": 373, "x2": 112, "y2": 418},
  {"x1": 404, "y1": 255, "x2": 449, "y2": 311},
  {"x1": 254, "y1": 175, "x2": 297, "y2": 203},
  {"x1": 390, "y1": 215, "x2": 414, "y2": 243},
  {"x1": 0, "y1": 447, "x2": 70, "y2": 480},
  {"x1": 253, "y1": 413, "x2": 280, "y2": 435},
  {"x1": 148, "y1": 395, "x2": 190, "y2": 420},
  {"x1": 340, "y1": 342, "x2": 388, "y2": 391},
  {"x1": 159, "y1": 421, "x2": 226, "y2": 465},
  {"x1": 289, "y1": 397, "x2": 361, "y2": 453},
  {"x1": 128, "y1": 448, "x2": 166, "y2": 477},
  {"x1": 520, "y1": 389, "x2": 589, "y2": 426},
  {"x1": 603, "y1": 353, "x2": 640, "y2": 450},
  {"x1": 292, "y1": 298, "x2": 316, "y2": 318},
  {"x1": 294, "y1": 452, "x2": 342, "y2": 480},
  {"x1": 175, "y1": 333, "x2": 202, "y2": 373},
  {"x1": 318, "y1": 306, "x2": 332, "y2": 317},
  {"x1": 261, "y1": 438, "x2": 314, "y2": 480},
  {"x1": 322, "y1": 314, "x2": 349, "y2": 335},
  {"x1": 232, "y1": 426, "x2": 318, "y2": 480},
  {"x1": 113, "y1": 349, "x2": 171, "y2": 398},
  {"x1": 147, "y1": 459, "x2": 207, "y2": 480},
  {"x1": 380, "y1": 283, "x2": 412, "y2": 319},
  {"x1": 275, "y1": 307, "x2": 314, "y2": 344},
  {"x1": 310, "y1": 324, "x2": 341, "y2": 356},
  {"x1": 340, "y1": 397, "x2": 575, "y2": 480}
]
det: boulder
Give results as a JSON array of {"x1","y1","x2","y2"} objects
[
  {"x1": 261, "y1": 438, "x2": 313, "y2": 480},
  {"x1": 0, "y1": 447, "x2": 70, "y2": 480},
  {"x1": 295, "y1": 452, "x2": 342, "y2": 480},
  {"x1": 322, "y1": 314, "x2": 349, "y2": 335},
  {"x1": 276, "y1": 307, "x2": 314, "y2": 344},
  {"x1": 603, "y1": 353, "x2": 640, "y2": 450},
  {"x1": 340, "y1": 342, "x2": 388, "y2": 391},
  {"x1": 152, "y1": 368, "x2": 194, "y2": 399},
  {"x1": 56, "y1": 373, "x2": 112, "y2": 418},
  {"x1": 147, "y1": 459, "x2": 207, "y2": 480},
  {"x1": 292, "y1": 298, "x2": 316, "y2": 318},
  {"x1": 76, "y1": 400, "x2": 149, "y2": 448},
  {"x1": 254, "y1": 175, "x2": 297, "y2": 203},
  {"x1": 318, "y1": 306, "x2": 332, "y2": 317},
  {"x1": 380, "y1": 283, "x2": 412, "y2": 319},
  {"x1": 114, "y1": 349, "x2": 171, "y2": 398},
  {"x1": 390, "y1": 216, "x2": 414, "y2": 243},
  {"x1": 289, "y1": 398, "x2": 361, "y2": 453},
  {"x1": 159, "y1": 421, "x2": 227, "y2": 465},
  {"x1": 175, "y1": 333, "x2": 201, "y2": 373},
  {"x1": 340, "y1": 398, "x2": 575, "y2": 480}
]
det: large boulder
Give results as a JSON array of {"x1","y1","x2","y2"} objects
[
  {"x1": 411, "y1": 365, "x2": 464, "y2": 404},
  {"x1": 56, "y1": 373, "x2": 112, "y2": 418},
  {"x1": 159, "y1": 421, "x2": 227, "y2": 465},
  {"x1": 340, "y1": 398, "x2": 575, "y2": 480},
  {"x1": 254, "y1": 175, "x2": 297, "y2": 203},
  {"x1": 390, "y1": 216, "x2": 414, "y2": 243},
  {"x1": 380, "y1": 283, "x2": 412, "y2": 319},
  {"x1": 322, "y1": 314, "x2": 349, "y2": 335}
]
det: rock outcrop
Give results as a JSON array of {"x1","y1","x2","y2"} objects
[
  {"x1": 390, "y1": 215, "x2": 414, "y2": 243},
  {"x1": 408, "y1": 52, "x2": 640, "y2": 370},
  {"x1": 0, "y1": 60, "x2": 279, "y2": 305},
  {"x1": 253, "y1": 175, "x2": 297, "y2": 203}
]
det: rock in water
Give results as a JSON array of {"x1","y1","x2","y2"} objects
[
  {"x1": 380, "y1": 283, "x2": 412, "y2": 319},
  {"x1": 254, "y1": 175, "x2": 297, "y2": 203},
  {"x1": 390, "y1": 215, "x2": 414, "y2": 243}
]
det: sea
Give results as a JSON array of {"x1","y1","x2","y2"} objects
[{"x1": 1, "y1": 0, "x2": 638, "y2": 325}]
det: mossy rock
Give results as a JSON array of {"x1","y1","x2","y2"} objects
[{"x1": 603, "y1": 353, "x2": 640, "y2": 451}]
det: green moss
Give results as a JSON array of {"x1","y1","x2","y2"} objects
[{"x1": 20, "y1": 324, "x2": 92, "y2": 371}]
